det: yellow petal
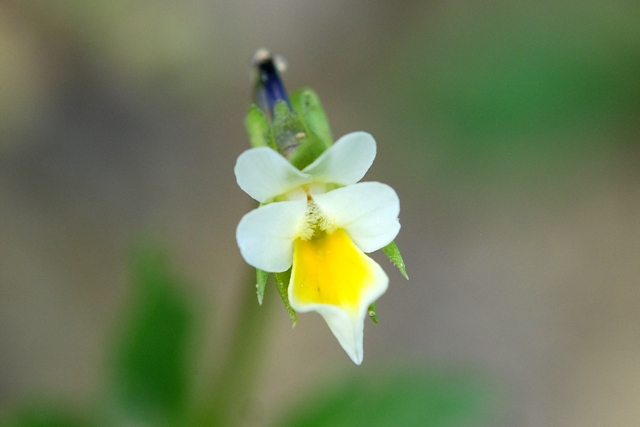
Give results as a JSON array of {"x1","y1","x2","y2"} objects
[
  {"x1": 292, "y1": 228, "x2": 375, "y2": 312},
  {"x1": 289, "y1": 228, "x2": 388, "y2": 364}
]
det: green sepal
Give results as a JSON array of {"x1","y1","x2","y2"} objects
[
  {"x1": 273, "y1": 269, "x2": 298, "y2": 326},
  {"x1": 245, "y1": 104, "x2": 272, "y2": 148},
  {"x1": 383, "y1": 241, "x2": 408, "y2": 279},
  {"x1": 290, "y1": 87, "x2": 333, "y2": 148},
  {"x1": 288, "y1": 132, "x2": 328, "y2": 170},
  {"x1": 256, "y1": 268, "x2": 269, "y2": 305},
  {"x1": 271, "y1": 100, "x2": 307, "y2": 157},
  {"x1": 367, "y1": 302, "x2": 379, "y2": 324}
]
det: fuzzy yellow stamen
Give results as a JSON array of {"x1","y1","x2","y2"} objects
[
  {"x1": 298, "y1": 200, "x2": 335, "y2": 240},
  {"x1": 291, "y1": 228, "x2": 375, "y2": 314}
]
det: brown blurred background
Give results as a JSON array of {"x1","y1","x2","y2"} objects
[{"x1": 1, "y1": 1, "x2": 640, "y2": 426}]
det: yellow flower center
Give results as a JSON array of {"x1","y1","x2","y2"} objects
[{"x1": 291, "y1": 228, "x2": 375, "y2": 314}]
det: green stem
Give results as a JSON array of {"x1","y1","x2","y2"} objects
[{"x1": 196, "y1": 264, "x2": 273, "y2": 427}]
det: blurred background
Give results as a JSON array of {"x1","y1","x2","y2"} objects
[{"x1": 1, "y1": 1, "x2": 639, "y2": 426}]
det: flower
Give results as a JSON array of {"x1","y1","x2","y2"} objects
[{"x1": 235, "y1": 131, "x2": 400, "y2": 364}]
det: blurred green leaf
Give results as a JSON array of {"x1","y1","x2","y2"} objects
[
  {"x1": 274, "y1": 368, "x2": 502, "y2": 427},
  {"x1": 393, "y1": 6, "x2": 640, "y2": 141},
  {"x1": 110, "y1": 242, "x2": 195, "y2": 423},
  {"x1": 374, "y1": 4, "x2": 640, "y2": 191},
  {"x1": 3, "y1": 404, "x2": 88, "y2": 427}
]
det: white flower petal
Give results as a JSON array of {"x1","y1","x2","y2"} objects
[
  {"x1": 235, "y1": 147, "x2": 312, "y2": 202},
  {"x1": 302, "y1": 132, "x2": 376, "y2": 186},
  {"x1": 313, "y1": 182, "x2": 400, "y2": 253},
  {"x1": 315, "y1": 305, "x2": 366, "y2": 364},
  {"x1": 288, "y1": 229, "x2": 389, "y2": 364},
  {"x1": 236, "y1": 200, "x2": 306, "y2": 272}
]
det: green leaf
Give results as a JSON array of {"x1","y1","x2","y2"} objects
[
  {"x1": 256, "y1": 268, "x2": 269, "y2": 305},
  {"x1": 273, "y1": 269, "x2": 298, "y2": 326},
  {"x1": 290, "y1": 88, "x2": 333, "y2": 148},
  {"x1": 367, "y1": 302, "x2": 379, "y2": 324},
  {"x1": 245, "y1": 104, "x2": 272, "y2": 148},
  {"x1": 382, "y1": 241, "x2": 408, "y2": 279},
  {"x1": 5, "y1": 404, "x2": 88, "y2": 427},
  {"x1": 274, "y1": 368, "x2": 503, "y2": 427},
  {"x1": 110, "y1": 241, "x2": 195, "y2": 423}
]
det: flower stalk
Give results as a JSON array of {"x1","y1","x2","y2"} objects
[{"x1": 195, "y1": 265, "x2": 274, "y2": 427}]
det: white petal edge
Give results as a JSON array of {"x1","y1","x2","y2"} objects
[
  {"x1": 235, "y1": 147, "x2": 312, "y2": 203},
  {"x1": 313, "y1": 182, "x2": 400, "y2": 253},
  {"x1": 302, "y1": 132, "x2": 377, "y2": 186},
  {"x1": 236, "y1": 200, "x2": 307, "y2": 272},
  {"x1": 288, "y1": 255, "x2": 388, "y2": 365}
]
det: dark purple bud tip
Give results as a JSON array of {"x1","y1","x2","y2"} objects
[{"x1": 252, "y1": 48, "x2": 290, "y2": 117}]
